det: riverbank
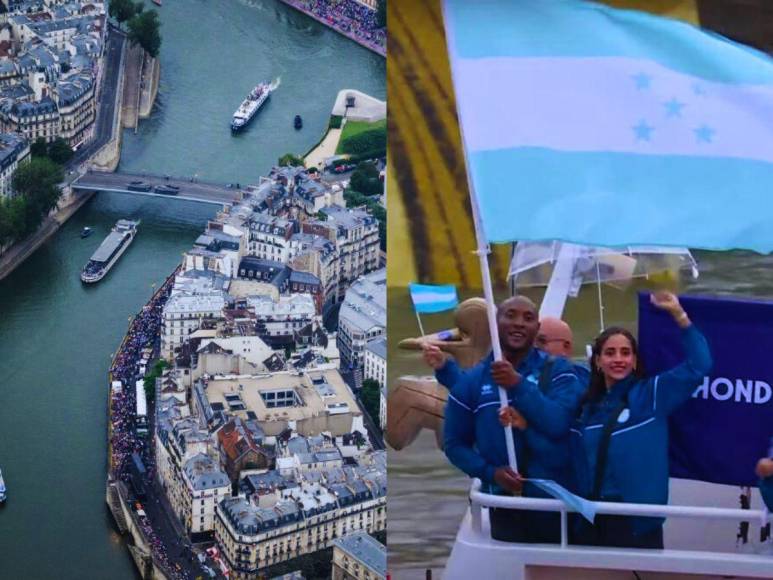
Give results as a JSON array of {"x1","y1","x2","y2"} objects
[
  {"x1": 123, "y1": 45, "x2": 160, "y2": 129},
  {"x1": 106, "y1": 268, "x2": 187, "y2": 580},
  {"x1": 278, "y1": 0, "x2": 386, "y2": 57},
  {"x1": 304, "y1": 89, "x2": 386, "y2": 167},
  {"x1": 0, "y1": 190, "x2": 95, "y2": 282}
]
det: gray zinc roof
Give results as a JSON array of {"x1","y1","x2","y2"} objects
[
  {"x1": 333, "y1": 533, "x2": 386, "y2": 576},
  {"x1": 183, "y1": 453, "x2": 229, "y2": 491}
]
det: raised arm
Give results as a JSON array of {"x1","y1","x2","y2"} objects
[{"x1": 650, "y1": 291, "x2": 713, "y2": 417}]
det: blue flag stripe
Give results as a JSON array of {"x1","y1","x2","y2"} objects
[
  {"x1": 445, "y1": 0, "x2": 773, "y2": 85},
  {"x1": 470, "y1": 148, "x2": 773, "y2": 252}
]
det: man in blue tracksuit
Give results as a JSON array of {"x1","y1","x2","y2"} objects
[{"x1": 439, "y1": 296, "x2": 585, "y2": 543}]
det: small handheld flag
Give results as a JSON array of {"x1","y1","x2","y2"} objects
[
  {"x1": 409, "y1": 283, "x2": 459, "y2": 314},
  {"x1": 409, "y1": 283, "x2": 459, "y2": 337}
]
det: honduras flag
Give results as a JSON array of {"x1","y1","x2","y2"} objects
[
  {"x1": 443, "y1": 0, "x2": 773, "y2": 253},
  {"x1": 409, "y1": 283, "x2": 459, "y2": 314}
]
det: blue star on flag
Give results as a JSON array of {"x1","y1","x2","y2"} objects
[
  {"x1": 633, "y1": 120, "x2": 654, "y2": 141},
  {"x1": 663, "y1": 98, "x2": 685, "y2": 118},
  {"x1": 694, "y1": 125, "x2": 715, "y2": 143},
  {"x1": 632, "y1": 72, "x2": 651, "y2": 90}
]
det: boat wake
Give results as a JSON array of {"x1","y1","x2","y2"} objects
[{"x1": 269, "y1": 76, "x2": 281, "y2": 92}]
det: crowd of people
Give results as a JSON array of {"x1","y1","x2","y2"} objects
[
  {"x1": 109, "y1": 283, "x2": 168, "y2": 476},
  {"x1": 108, "y1": 273, "x2": 191, "y2": 580},
  {"x1": 286, "y1": 0, "x2": 386, "y2": 55}
]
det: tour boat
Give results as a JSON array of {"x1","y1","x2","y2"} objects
[{"x1": 81, "y1": 220, "x2": 140, "y2": 283}]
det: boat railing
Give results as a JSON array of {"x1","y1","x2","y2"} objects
[{"x1": 469, "y1": 478, "x2": 772, "y2": 549}]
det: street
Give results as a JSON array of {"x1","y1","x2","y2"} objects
[{"x1": 71, "y1": 26, "x2": 126, "y2": 168}]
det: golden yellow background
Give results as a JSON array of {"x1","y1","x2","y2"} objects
[{"x1": 387, "y1": 0, "x2": 699, "y2": 288}]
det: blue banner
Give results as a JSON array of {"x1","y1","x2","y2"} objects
[{"x1": 638, "y1": 293, "x2": 773, "y2": 486}]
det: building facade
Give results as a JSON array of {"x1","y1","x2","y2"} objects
[
  {"x1": 331, "y1": 533, "x2": 387, "y2": 580},
  {"x1": 337, "y1": 269, "x2": 386, "y2": 370}
]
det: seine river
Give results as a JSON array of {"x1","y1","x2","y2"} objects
[{"x1": 0, "y1": 1, "x2": 384, "y2": 578}]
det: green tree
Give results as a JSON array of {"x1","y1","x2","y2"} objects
[
  {"x1": 143, "y1": 359, "x2": 168, "y2": 400},
  {"x1": 30, "y1": 137, "x2": 47, "y2": 158},
  {"x1": 0, "y1": 196, "x2": 27, "y2": 246},
  {"x1": 361, "y1": 378, "x2": 382, "y2": 430},
  {"x1": 12, "y1": 157, "x2": 63, "y2": 233},
  {"x1": 349, "y1": 161, "x2": 382, "y2": 196},
  {"x1": 109, "y1": 0, "x2": 140, "y2": 27},
  {"x1": 128, "y1": 9, "x2": 162, "y2": 58},
  {"x1": 278, "y1": 153, "x2": 304, "y2": 167},
  {"x1": 376, "y1": 0, "x2": 386, "y2": 28},
  {"x1": 47, "y1": 138, "x2": 74, "y2": 165}
]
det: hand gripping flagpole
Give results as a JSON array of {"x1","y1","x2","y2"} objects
[{"x1": 440, "y1": 0, "x2": 517, "y2": 473}]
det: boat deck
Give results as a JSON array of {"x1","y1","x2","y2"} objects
[{"x1": 445, "y1": 508, "x2": 773, "y2": 579}]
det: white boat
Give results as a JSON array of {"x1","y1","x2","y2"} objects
[
  {"x1": 80, "y1": 219, "x2": 139, "y2": 283},
  {"x1": 0, "y1": 467, "x2": 6, "y2": 502},
  {"x1": 230, "y1": 80, "x2": 276, "y2": 132},
  {"x1": 443, "y1": 479, "x2": 773, "y2": 579}
]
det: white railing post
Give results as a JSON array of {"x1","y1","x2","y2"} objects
[
  {"x1": 471, "y1": 502, "x2": 482, "y2": 533},
  {"x1": 560, "y1": 508, "x2": 568, "y2": 548}
]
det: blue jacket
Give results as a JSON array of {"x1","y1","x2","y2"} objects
[
  {"x1": 438, "y1": 356, "x2": 590, "y2": 392},
  {"x1": 760, "y1": 477, "x2": 773, "y2": 512},
  {"x1": 570, "y1": 325, "x2": 712, "y2": 536},
  {"x1": 442, "y1": 348, "x2": 585, "y2": 496}
]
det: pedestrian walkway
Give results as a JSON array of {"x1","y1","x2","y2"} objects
[{"x1": 304, "y1": 127, "x2": 342, "y2": 168}]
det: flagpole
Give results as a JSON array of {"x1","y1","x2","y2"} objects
[
  {"x1": 414, "y1": 310, "x2": 426, "y2": 336},
  {"x1": 441, "y1": 0, "x2": 517, "y2": 473}
]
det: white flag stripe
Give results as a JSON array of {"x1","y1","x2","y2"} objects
[
  {"x1": 455, "y1": 57, "x2": 773, "y2": 163},
  {"x1": 412, "y1": 291, "x2": 458, "y2": 304}
]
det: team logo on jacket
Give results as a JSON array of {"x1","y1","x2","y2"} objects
[
  {"x1": 617, "y1": 408, "x2": 631, "y2": 423},
  {"x1": 481, "y1": 384, "x2": 493, "y2": 395}
]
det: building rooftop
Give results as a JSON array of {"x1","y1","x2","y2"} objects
[
  {"x1": 365, "y1": 336, "x2": 386, "y2": 361},
  {"x1": 164, "y1": 292, "x2": 226, "y2": 315},
  {"x1": 321, "y1": 204, "x2": 376, "y2": 230},
  {"x1": 183, "y1": 453, "x2": 229, "y2": 491},
  {"x1": 333, "y1": 533, "x2": 387, "y2": 576},
  {"x1": 57, "y1": 71, "x2": 93, "y2": 106},
  {"x1": 247, "y1": 294, "x2": 316, "y2": 318},
  {"x1": 200, "y1": 368, "x2": 359, "y2": 433},
  {"x1": 339, "y1": 269, "x2": 386, "y2": 333}
]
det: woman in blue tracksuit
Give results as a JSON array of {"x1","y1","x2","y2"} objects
[{"x1": 571, "y1": 291, "x2": 712, "y2": 549}]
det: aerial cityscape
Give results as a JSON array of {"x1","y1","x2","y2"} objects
[{"x1": 0, "y1": 1, "x2": 386, "y2": 579}]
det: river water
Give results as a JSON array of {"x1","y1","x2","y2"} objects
[
  {"x1": 388, "y1": 249, "x2": 773, "y2": 578},
  {"x1": 0, "y1": 1, "x2": 383, "y2": 578}
]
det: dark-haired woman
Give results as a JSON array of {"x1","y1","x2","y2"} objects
[{"x1": 571, "y1": 291, "x2": 712, "y2": 549}]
